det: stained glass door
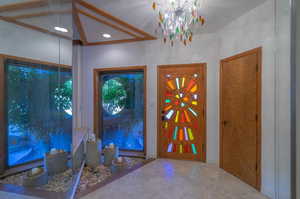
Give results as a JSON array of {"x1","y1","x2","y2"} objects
[{"x1": 158, "y1": 64, "x2": 206, "y2": 161}]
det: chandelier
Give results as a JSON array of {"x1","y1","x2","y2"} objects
[{"x1": 152, "y1": 0, "x2": 205, "y2": 46}]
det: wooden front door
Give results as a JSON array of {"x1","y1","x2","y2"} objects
[
  {"x1": 157, "y1": 64, "x2": 206, "y2": 161},
  {"x1": 220, "y1": 48, "x2": 261, "y2": 190}
]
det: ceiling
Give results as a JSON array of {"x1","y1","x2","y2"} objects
[
  {"x1": 0, "y1": 0, "x2": 267, "y2": 45},
  {"x1": 73, "y1": 0, "x2": 267, "y2": 45},
  {"x1": 0, "y1": 0, "x2": 72, "y2": 40}
]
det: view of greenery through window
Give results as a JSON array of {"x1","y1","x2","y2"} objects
[
  {"x1": 101, "y1": 73, "x2": 144, "y2": 151},
  {"x1": 6, "y1": 60, "x2": 72, "y2": 166}
]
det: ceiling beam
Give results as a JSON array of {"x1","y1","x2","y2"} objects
[
  {"x1": 73, "y1": 4, "x2": 88, "y2": 45},
  {"x1": 77, "y1": 9, "x2": 142, "y2": 39},
  {"x1": 0, "y1": 16, "x2": 72, "y2": 40},
  {"x1": 77, "y1": 0, "x2": 156, "y2": 40},
  {"x1": 0, "y1": 0, "x2": 48, "y2": 12},
  {"x1": 86, "y1": 38, "x2": 153, "y2": 46},
  {"x1": 9, "y1": 10, "x2": 72, "y2": 20}
]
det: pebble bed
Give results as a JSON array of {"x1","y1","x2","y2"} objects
[
  {"x1": 0, "y1": 157, "x2": 146, "y2": 194},
  {"x1": 77, "y1": 157, "x2": 146, "y2": 194},
  {"x1": 0, "y1": 169, "x2": 73, "y2": 193}
]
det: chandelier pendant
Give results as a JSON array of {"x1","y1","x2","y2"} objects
[{"x1": 152, "y1": 0, "x2": 205, "y2": 46}]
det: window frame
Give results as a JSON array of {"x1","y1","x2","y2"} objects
[
  {"x1": 0, "y1": 54, "x2": 72, "y2": 173},
  {"x1": 93, "y1": 66, "x2": 147, "y2": 156}
]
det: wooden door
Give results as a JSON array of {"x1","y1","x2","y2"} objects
[
  {"x1": 157, "y1": 64, "x2": 206, "y2": 161},
  {"x1": 220, "y1": 48, "x2": 261, "y2": 190}
]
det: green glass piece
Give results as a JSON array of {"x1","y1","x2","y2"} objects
[
  {"x1": 165, "y1": 99, "x2": 171, "y2": 103},
  {"x1": 176, "y1": 27, "x2": 180, "y2": 33}
]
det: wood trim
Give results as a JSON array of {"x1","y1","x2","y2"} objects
[
  {"x1": 0, "y1": 55, "x2": 6, "y2": 174},
  {"x1": 0, "y1": 0, "x2": 47, "y2": 12},
  {"x1": 77, "y1": 9, "x2": 141, "y2": 39},
  {"x1": 93, "y1": 66, "x2": 147, "y2": 155},
  {"x1": 156, "y1": 63, "x2": 207, "y2": 162},
  {"x1": 77, "y1": 0, "x2": 156, "y2": 40},
  {"x1": 86, "y1": 38, "x2": 150, "y2": 46},
  {"x1": 9, "y1": 10, "x2": 72, "y2": 20},
  {"x1": 0, "y1": 54, "x2": 72, "y2": 69},
  {"x1": 0, "y1": 16, "x2": 72, "y2": 41},
  {"x1": 0, "y1": 54, "x2": 71, "y2": 173},
  {"x1": 73, "y1": 4, "x2": 88, "y2": 44},
  {"x1": 219, "y1": 47, "x2": 262, "y2": 190}
]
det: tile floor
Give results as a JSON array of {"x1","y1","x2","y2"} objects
[
  {"x1": 0, "y1": 159, "x2": 270, "y2": 199},
  {"x1": 82, "y1": 159, "x2": 269, "y2": 199}
]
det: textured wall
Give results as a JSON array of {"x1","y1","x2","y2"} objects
[
  {"x1": 218, "y1": 0, "x2": 276, "y2": 197},
  {"x1": 81, "y1": 33, "x2": 220, "y2": 163},
  {"x1": 79, "y1": 0, "x2": 292, "y2": 198},
  {"x1": 0, "y1": 21, "x2": 72, "y2": 66}
]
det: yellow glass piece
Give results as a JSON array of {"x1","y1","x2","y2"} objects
[
  {"x1": 175, "y1": 111, "x2": 180, "y2": 123},
  {"x1": 184, "y1": 110, "x2": 191, "y2": 122},
  {"x1": 179, "y1": 144, "x2": 183, "y2": 154},
  {"x1": 164, "y1": 105, "x2": 172, "y2": 111},
  {"x1": 181, "y1": 77, "x2": 186, "y2": 88},
  {"x1": 175, "y1": 95, "x2": 180, "y2": 99},
  {"x1": 164, "y1": 122, "x2": 168, "y2": 128},
  {"x1": 188, "y1": 128, "x2": 194, "y2": 140},
  {"x1": 190, "y1": 84, "x2": 198, "y2": 93},
  {"x1": 192, "y1": 101, "x2": 198, "y2": 105},
  {"x1": 167, "y1": 80, "x2": 175, "y2": 90}
]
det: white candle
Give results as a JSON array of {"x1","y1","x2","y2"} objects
[
  {"x1": 109, "y1": 143, "x2": 114, "y2": 149},
  {"x1": 117, "y1": 157, "x2": 123, "y2": 163}
]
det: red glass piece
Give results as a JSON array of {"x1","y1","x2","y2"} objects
[
  {"x1": 166, "y1": 90, "x2": 172, "y2": 96},
  {"x1": 173, "y1": 144, "x2": 177, "y2": 152},
  {"x1": 186, "y1": 79, "x2": 196, "y2": 92},
  {"x1": 174, "y1": 100, "x2": 179, "y2": 106},
  {"x1": 181, "y1": 112, "x2": 185, "y2": 123}
]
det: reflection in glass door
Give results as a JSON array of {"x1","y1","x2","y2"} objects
[{"x1": 99, "y1": 70, "x2": 145, "y2": 152}]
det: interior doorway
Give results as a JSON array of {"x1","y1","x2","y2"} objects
[
  {"x1": 157, "y1": 63, "x2": 207, "y2": 161},
  {"x1": 220, "y1": 48, "x2": 262, "y2": 190},
  {"x1": 94, "y1": 66, "x2": 147, "y2": 156}
]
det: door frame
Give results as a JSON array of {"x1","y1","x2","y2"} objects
[
  {"x1": 156, "y1": 63, "x2": 207, "y2": 162},
  {"x1": 93, "y1": 66, "x2": 147, "y2": 156},
  {"x1": 219, "y1": 47, "x2": 262, "y2": 190}
]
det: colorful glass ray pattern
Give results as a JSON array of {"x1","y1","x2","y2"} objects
[{"x1": 162, "y1": 75, "x2": 202, "y2": 157}]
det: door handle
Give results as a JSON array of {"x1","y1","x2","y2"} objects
[{"x1": 223, "y1": 120, "x2": 229, "y2": 126}]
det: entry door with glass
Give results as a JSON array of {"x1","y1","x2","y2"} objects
[
  {"x1": 158, "y1": 64, "x2": 206, "y2": 161},
  {"x1": 96, "y1": 67, "x2": 146, "y2": 153}
]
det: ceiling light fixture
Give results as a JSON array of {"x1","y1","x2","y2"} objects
[
  {"x1": 54, "y1": 26, "x2": 68, "y2": 33},
  {"x1": 152, "y1": 0, "x2": 205, "y2": 46},
  {"x1": 102, "y1": 33, "x2": 111, "y2": 39}
]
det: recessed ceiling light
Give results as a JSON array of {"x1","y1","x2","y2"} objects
[
  {"x1": 102, "y1": 33, "x2": 111, "y2": 38},
  {"x1": 54, "y1": 26, "x2": 68, "y2": 33}
]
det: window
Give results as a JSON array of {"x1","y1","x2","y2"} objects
[
  {"x1": 98, "y1": 69, "x2": 145, "y2": 152},
  {"x1": 4, "y1": 58, "x2": 72, "y2": 167}
]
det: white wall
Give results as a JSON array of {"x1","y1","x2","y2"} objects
[
  {"x1": 0, "y1": 20, "x2": 72, "y2": 66},
  {"x1": 218, "y1": 0, "x2": 276, "y2": 197},
  {"x1": 81, "y1": 33, "x2": 220, "y2": 163},
  {"x1": 80, "y1": 0, "x2": 292, "y2": 198}
]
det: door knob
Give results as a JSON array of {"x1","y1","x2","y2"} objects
[{"x1": 223, "y1": 120, "x2": 229, "y2": 126}]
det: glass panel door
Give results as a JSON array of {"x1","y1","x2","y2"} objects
[{"x1": 100, "y1": 72, "x2": 144, "y2": 151}]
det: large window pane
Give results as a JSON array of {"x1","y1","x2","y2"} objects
[
  {"x1": 100, "y1": 72, "x2": 144, "y2": 151},
  {"x1": 6, "y1": 59, "x2": 72, "y2": 166}
]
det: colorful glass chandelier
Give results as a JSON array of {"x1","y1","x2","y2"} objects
[{"x1": 152, "y1": 0, "x2": 205, "y2": 46}]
